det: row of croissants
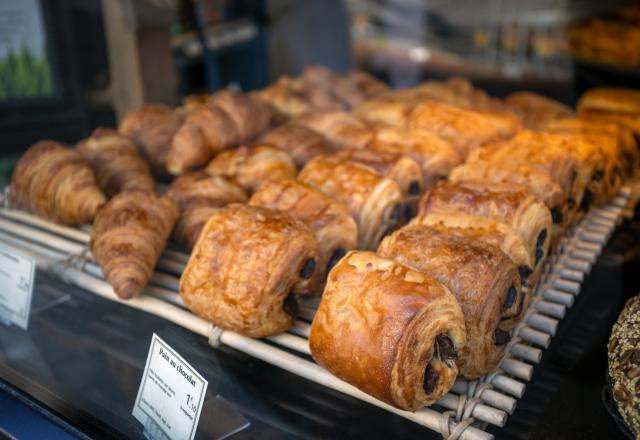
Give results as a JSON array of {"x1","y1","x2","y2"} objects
[{"x1": 8, "y1": 65, "x2": 640, "y2": 412}]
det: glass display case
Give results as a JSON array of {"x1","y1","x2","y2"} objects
[{"x1": 1, "y1": 1, "x2": 639, "y2": 439}]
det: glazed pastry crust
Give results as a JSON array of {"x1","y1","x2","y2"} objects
[
  {"x1": 77, "y1": 128, "x2": 156, "y2": 197},
  {"x1": 419, "y1": 180, "x2": 553, "y2": 270},
  {"x1": 298, "y1": 111, "x2": 373, "y2": 148},
  {"x1": 408, "y1": 100, "x2": 503, "y2": 159},
  {"x1": 249, "y1": 179, "x2": 358, "y2": 278},
  {"x1": 298, "y1": 156, "x2": 404, "y2": 250},
  {"x1": 167, "y1": 172, "x2": 247, "y2": 249},
  {"x1": 180, "y1": 204, "x2": 321, "y2": 337},
  {"x1": 205, "y1": 144, "x2": 297, "y2": 193},
  {"x1": 257, "y1": 77, "x2": 313, "y2": 119},
  {"x1": 607, "y1": 295, "x2": 640, "y2": 439},
  {"x1": 91, "y1": 190, "x2": 179, "y2": 299},
  {"x1": 370, "y1": 128, "x2": 462, "y2": 187},
  {"x1": 119, "y1": 104, "x2": 182, "y2": 176},
  {"x1": 578, "y1": 87, "x2": 640, "y2": 115},
  {"x1": 378, "y1": 226, "x2": 522, "y2": 378},
  {"x1": 260, "y1": 122, "x2": 337, "y2": 168},
  {"x1": 310, "y1": 251, "x2": 466, "y2": 410},
  {"x1": 10, "y1": 141, "x2": 106, "y2": 225}
]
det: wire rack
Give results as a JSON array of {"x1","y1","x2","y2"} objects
[{"x1": 0, "y1": 186, "x2": 631, "y2": 440}]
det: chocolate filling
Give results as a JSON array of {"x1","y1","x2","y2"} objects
[
  {"x1": 535, "y1": 248, "x2": 544, "y2": 265},
  {"x1": 494, "y1": 328, "x2": 511, "y2": 346},
  {"x1": 593, "y1": 170, "x2": 604, "y2": 181},
  {"x1": 567, "y1": 198, "x2": 576, "y2": 210},
  {"x1": 299, "y1": 258, "x2": 316, "y2": 279},
  {"x1": 570, "y1": 170, "x2": 577, "y2": 184},
  {"x1": 326, "y1": 248, "x2": 346, "y2": 273},
  {"x1": 504, "y1": 286, "x2": 517, "y2": 309},
  {"x1": 423, "y1": 364, "x2": 438, "y2": 395},
  {"x1": 282, "y1": 294, "x2": 298, "y2": 317},
  {"x1": 518, "y1": 266, "x2": 533, "y2": 285},
  {"x1": 408, "y1": 181, "x2": 421, "y2": 195},
  {"x1": 436, "y1": 334, "x2": 457, "y2": 363},
  {"x1": 551, "y1": 207, "x2": 564, "y2": 224},
  {"x1": 579, "y1": 189, "x2": 593, "y2": 212},
  {"x1": 403, "y1": 204, "x2": 414, "y2": 221},
  {"x1": 390, "y1": 204, "x2": 403, "y2": 221},
  {"x1": 536, "y1": 229, "x2": 548, "y2": 249}
]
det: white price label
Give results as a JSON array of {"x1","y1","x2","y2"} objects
[
  {"x1": 133, "y1": 334, "x2": 208, "y2": 440},
  {"x1": 0, "y1": 245, "x2": 35, "y2": 330}
]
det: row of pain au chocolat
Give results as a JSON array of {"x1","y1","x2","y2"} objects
[{"x1": 8, "y1": 68, "x2": 640, "y2": 411}]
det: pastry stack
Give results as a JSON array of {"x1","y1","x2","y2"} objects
[{"x1": 7, "y1": 71, "x2": 639, "y2": 412}]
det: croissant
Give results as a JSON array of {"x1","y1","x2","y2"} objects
[
  {"x1": 449, "y1": 160, "x2": 566, "y2": 227},
  {"x1": 419, "y1": 180, "x2": 553, "y2": 274},
  {"x1": 309, "y1": 251, "x2": 466, "y2": 410},
  {"x1": 408, "y1": 100, "x2": 504, "y2": 159},
  {"x1": 10, "y1": 141, "x2": 106, "y2": 224},
  {"x1": 298, "y1": 156, "x2": 405, "y2": 250},
  {"x1": 180, "y1": 204, "x2": 321, "y2": 337},
  {"x1": 249, "y1": 178, "x2": 358, "y2": 277},
  {"x1": 205, "y1": 144, "x2": 297, "y2": 193},
  {"x1": 260, "y1": 122, "x2": 338, "y2": 168},
  {"x1": 119, "y1": 104, "x2": 182, "y2": 177},
  {"x1": 505, "y1": 91, "x2": 574, "y2": 130},
  {"x1": 167, "y1": 90, "x2": 272, "y2": 174},
  {"x1": 379, "y1": 225, "x2": 523, "y2": 379},
  {"x1": 297, "y1": 111, "x2": 373, "y2": 148},
  {"x1": 329, "y1": 147, "x2": 424, "y2": 218},
  {"x1": 166, "y1": 172, "x2": 247, "y2": 249},
  {"x1": 370, "y1": 127, "x2": 462, "y2": 187},
  {"x1": 76, "y1": 128, "x2": 156, "y2": 197},
  {"x1": 91, "y1": 190, "x2": 179, "y2": 299}
]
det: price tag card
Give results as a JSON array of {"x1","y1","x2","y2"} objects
[
  {"x1": 133, "y1": 334, "x2": 208, "y2": 440},
  {"x1": 0, "y1": 245, "x2": 36, "y2": 330}
]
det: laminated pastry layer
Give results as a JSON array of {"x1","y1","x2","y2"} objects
[
  {"x1": 298, "y1": 156, "x2": 405, "y2": 250},
  {"x1": 298, "y1": 111, "x2": 373, "y2": 148},
  {"x1": 205, "y1": 144, "x2": 297, "y2": 193},
  {"x1": 10, "y1": 140, "x2": 106, "y2": 225},
  {"x1": 378, "y1": 225, "x2": 522, "y2": 379},
  {"x1": 504, "y1": 91, "x2": 574, "y2": 130},
  {"x1": 180, "y1": 204, "x2": 321, "y2": 338},
  {"x1": 419, "y1": 180, "x2": 553, "y2": 272},
  {"x1": 310, "y1": 251, "x2": 466, "y2": 410},
  {"x1": 260, "y1": 121, "x2": 338, "y2": 168},
  {"x1": 249, "y1": 178, "x2": 358, "y2": 279},
  {"x1": 329, "y1": 147, "x2": 424, "y2": 219},
  {"x1": 167, "y1": 172, "x2": 247, "y2": 249},
  {"x1": 77, "y1": 128, "x2": 156, "y2": 197},
  {"x1": 370, "y1": 127, "x2": 462, "y2": 188},
  {"x1": 91, "y1": 190, "x2": 179, "y2": 299}
]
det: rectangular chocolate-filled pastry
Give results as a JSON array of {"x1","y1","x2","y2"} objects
[
  {"x1": 180, "y1": 204, "x2": 321, "y2": 338},
  {"x1": 468, "y1": 132, "x2": 582, "y2": 215},
  {"x1": 577, "y1": 87, "x2": 640, "y2": 116},
  {"x1": 370, "y1": 127, "x2": 462, "y2": 188},
  {"x1": 504, "y1": 91, "x2": 574, "y2": 130},
  {"x1": 449, "y1": 160, "x2": 566, "y2": 228},
  {"x1": 260, "y1": 122, "x2": 338, "y2": 168},
  {"x1": 378, "y1": 225, "x2": 523, "y2": 379},
  {"x1": 310, "y1": 251, "x2": 466, "y2": 410},
  {"x1": 298, "y1": 156, "x2": 405, "y2": 250},
  {"x1": 329, "y1": 147, "x2": 424, "y2": 219},
  {"x1": 249, "y1": 178, "x2": 358, "y2": 280},
  {"x1": 205, "y1": 144, "x2": 297, "y2": 194},
  {"x1": 419, "y1": 180, "x2": 553, "y2": 274},
  {"x1": 407, "y1": 100, "x2": 504, "y2": 159}
]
